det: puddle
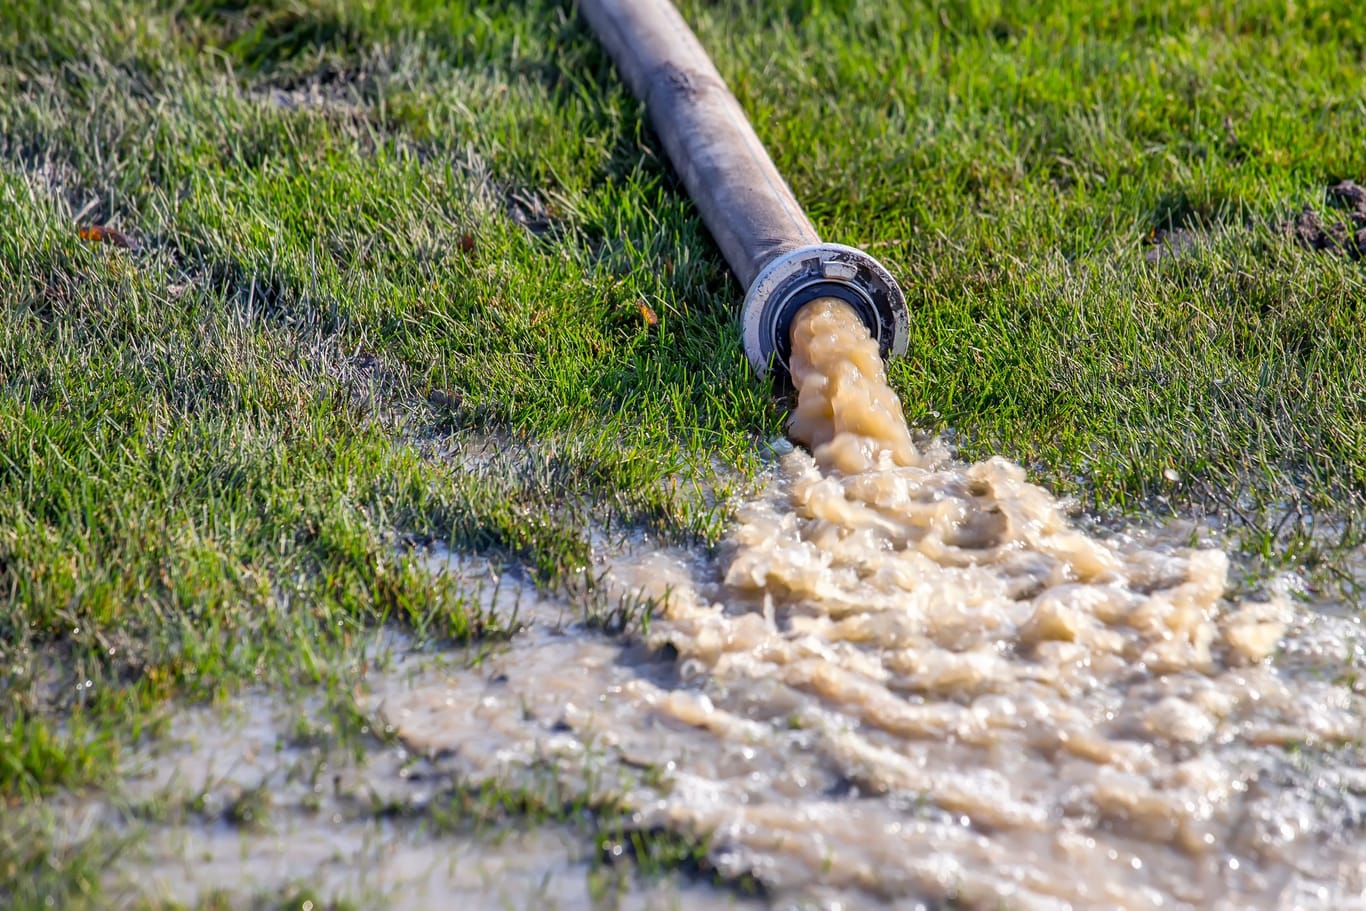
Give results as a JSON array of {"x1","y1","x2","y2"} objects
[
  {"x1": 104, "y1": 490, "x2": 1366, "y2": 909},
  {"x1": 369, "y1": 301, "x2": 1366, "y2": 909},
  {"x1": 99, "y1": 653, "x2": 762, "y2": 909},
  {"x1": 370, "y1": 488, "x2": 1366, "y2": 910},
  {"x1": 103, "y1": 301, "x2": 1366, "y2": 909},
  {"x1": 123, "y1": 816, "x2": 644, "y2": 910}
]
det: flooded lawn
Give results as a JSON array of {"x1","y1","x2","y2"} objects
[
  {"x1": 91, "y1": 647, "x2": 763, "y2": 908},
  {"x1": 102, "y1": 301, "x2": 1366, "y2": 909}
]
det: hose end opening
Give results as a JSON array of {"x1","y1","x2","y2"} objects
[{"x1": 741, "y1": 243, "x2": 909, "y2": 382}]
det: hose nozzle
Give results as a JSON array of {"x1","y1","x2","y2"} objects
[{"x1": 741, "y1": 243, "x2": 909, "y2": 381}]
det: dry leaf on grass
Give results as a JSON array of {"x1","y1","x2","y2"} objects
[{"x1": 78, "y1": 224, "x2": 139, "y2": 251}]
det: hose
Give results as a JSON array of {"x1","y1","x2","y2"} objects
[{"x1": 578, "y1": 0, "x2": 909, "y2": 380}]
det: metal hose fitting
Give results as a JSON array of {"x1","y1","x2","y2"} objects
[{"x1": 741, "y1": 243, "x2": 908, "y2": 379}]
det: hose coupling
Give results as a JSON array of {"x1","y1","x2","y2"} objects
[{"x1": 740, "y1": 243, "x2": 909, "y2": 381}]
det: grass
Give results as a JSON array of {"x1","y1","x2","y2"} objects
[{"x1": 1, "y1": 0, "x2": 1364, "y2": 904}]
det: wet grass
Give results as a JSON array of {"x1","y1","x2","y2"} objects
[{"x1": 2, "y1": 0, "x2": 1365, "y2": 904}]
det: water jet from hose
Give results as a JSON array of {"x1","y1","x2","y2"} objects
[{"x1": 578, "y1": 0, "x2": 909, "y2": 381}]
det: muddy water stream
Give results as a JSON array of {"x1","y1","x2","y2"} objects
[{"x1": 112, "y1": 301, "x2": 1365, "y2": 908}]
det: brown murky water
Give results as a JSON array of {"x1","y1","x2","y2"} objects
[
  {"x1": 94, "y1": 566, "x2": 763, "y2": 911},
  {"x1": 377, "y1": 300, "x2": 1366, "y2": 909},
  {"x1": 110, "y1": 300, "x2": 1365, "y2": 908},
  {"x1": 100, "y1": 672, "x2": 757, "y2": 911}
]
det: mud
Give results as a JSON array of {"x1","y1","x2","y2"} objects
[{"x1": 1283, "y1": 179, "x2": 1366, "y2": 259}]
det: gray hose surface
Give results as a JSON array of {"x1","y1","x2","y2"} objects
[{"x1": 578, "y1": 0, "x2": 820, "y2": 290}]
